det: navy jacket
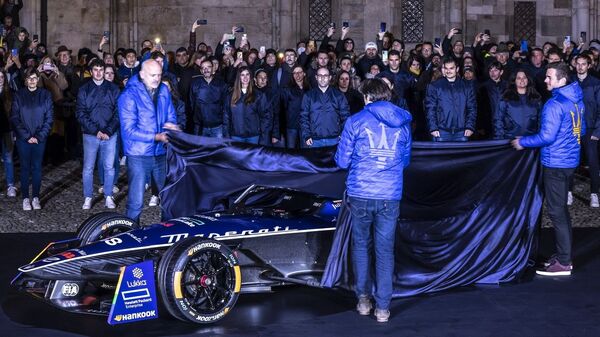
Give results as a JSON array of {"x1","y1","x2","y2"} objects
[
  {"x1": 280, "y1": 85, "x2": 307, "y2": 131},
  {"x1": 494, "y1": 95, "x2": 541, "y2": 139},
  {"x1": 256, "y1": 85, "x2": 280, "y2": 141},
  {"x1": 223, "y1": 90, "x2": 272, "y2": 139},
  {"x1": 520, "y1": 82, "x2": 585, "y2": 168},
  {"x1": 76, "y1": 80, "x2": 120, "y2": 136},
  {"x1": 117, "y1": 62, "x2": 140, "y2": 80},
  {"x1": 335, "y1": 100, "x2": 412, "y2": 200},
  {"x1": 189, "y1": 77, "x2": 228, "y2": 128},
  {"x1": 10, "y1": 87, "x2": 53, "y2": 141},
  {"x1": 118, "y1": 74, "x2": 177, "y2": 157},
  {"x1": 300, "y1": 86, "x2": 350, "y2": 141},
  {"x1": 356, "y1": 55, "x2": 385, "y2": 79},
  {"x1": 425, "y1": 77, "x2": 477, "y2": 132},
  {"x1": 573, "y1": 74, "x2": 600, "y2": 138}
]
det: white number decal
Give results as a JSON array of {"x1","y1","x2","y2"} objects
[{"x1": 104, "y1": 237, "x2": 123, "y2": 246}]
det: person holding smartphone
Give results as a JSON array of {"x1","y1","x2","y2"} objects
[
  {"x1": 442, "y1": 27, "x2": 465, "y2": 63},
  {"x1": 36, "y1": 56, "x2": 68, "y2": 103}
]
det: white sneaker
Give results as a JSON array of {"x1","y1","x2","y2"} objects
[
  {"x1": 82, "y1": 197, "x2": 92, "y2": 210},
  {"x1": 591, "y1": 193, "x2": 599, "y2": 208},
  {"x1": 105, "y1": 196, "x2": 116, "y2": 209},
  {"x1": 120, "y1": 156, "x2": 127, "y2": 166},
  {"x1": 32, "y1": 197, "x2": 41, "y2": 210},
  {"x1": 22, "y1": 198, "x2": 31, "y2": 211},
  {"x1": 567, "y1": 191, "x2": 573, "y2": 206},
  {"x1": 148, "y1": 195, "x2": 159, "y2": 207},
  {"x1": 7, "y1": 185, "x2": 17, "y2": 197},
  {"x1": 144, "y1": 183, "x2": 150, "y2": 191}
]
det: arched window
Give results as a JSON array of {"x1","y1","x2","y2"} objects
[
  {"x1": 402, "y1": 0, "x2": 424, "y2": 43},
  {"x1": 309, "y1": 0, "x2": 332, "y2": 40}
]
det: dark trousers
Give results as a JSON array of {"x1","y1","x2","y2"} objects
[
  {"x1": 16, "y1": 139, "x2": 46, "y2": 199},
  {"x1": 544, "y1": 167, "x2": 575, "y2": 265},
  {"x1": 569, "y1": 132, "x2": 600, "y2": 193},
  {"x1": 432, "y1": 129, "x2": 468, "y2": 142}
]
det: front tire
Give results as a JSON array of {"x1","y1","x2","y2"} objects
[
  {"x1": 76, "y1": 212, "x2": 136, "y2": 245},
  {"x1": 157, "y1": 238, "x2": 241, "y2": 323}
]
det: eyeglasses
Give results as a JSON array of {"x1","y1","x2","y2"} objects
[
  {"x1": 292, "y1": 71, "x2": 304, "y2": 75},
  {"x1": 27, "y1": 77, "x2": 39, "y2": 81},
  {"x1": 316, "y1": 74, "x2": 330, "y2": 78}
]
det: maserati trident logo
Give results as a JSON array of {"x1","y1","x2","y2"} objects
[{"x1": 365, "y1": 122, "x2": 401, "y2": 169}]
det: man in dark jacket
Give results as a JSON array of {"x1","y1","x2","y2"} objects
[
  {"x1": 300, "y1": 67, "x2": 350, "y2": 147},
  {"x1": 356, "y1": 42, "x2": 384, "y2": 80},
  {"x1": 569, "y1": 54, "x2": 600, "y2": 207},
  {"x1": 512, "y1": 62, "x2": 585, "y2": 276},
  {"x1": 478, "y1": 61, "x2": 507, "y2": 139},
  {"x1": 189, "y1": 58, "x2": 228, "y2": 136},
  {"x1": 425, "y1": 57, "x2": 477, "y2": 141},
  {"x1": 271, "y1": 49, "x2": 297, "y2": 91},
  {"x1": 335, "y1": 78, "x2": 411, "y2": 323},
  {"x1": 76, "y1": 59, "x2": 120, "y2": 210},
  {"x1": 118, "y1": 60, "x2": 178, "y2": 224}
]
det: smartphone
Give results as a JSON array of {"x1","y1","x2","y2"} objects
[
  {"x1": 455, "y1": 29, "x2": 462, "y2": 34},
  {"x1": 226, "y1": 33, "x2": 235, "y2": 40},
  {"x1": 235, "y1": 27, "x2": 245, "y2": 33},
  {"x1": 103, "y1": 31, "x2": 110, "y2": 41},
  {"x1": 196, "y1": 19, "x2": 207, "y2": 25},
  {"x1": 380, "y1": 22, "x2": 387, "y2": 33},
  {"x1": 330, "y1": 22, "x2": 336, "y2": 29},
  {"x1": 11, "y1": 48, "x2": 17, "y2": 57},
  {"x1": 260, "y1": 46, "x2": 265, "y2": 53},
  {"x1": 237, "y1": 51, "x2": 243, "y2": 60},
  {"x1": 242, "y1": 33, "x2": 247, "y2": 40},
  {"x1": 33, "y1": 34, "x2": 38, "y2": 41},
  {"x1": 484, "y1": 29, "x2": 491, "y2": 36},
  {"x1": 581, "y1": 31, "x2": 587, "y2": 43},
  {"x1": 343, "y1": 21, "x2": 349, "y2": 28},
  {"x1": 434, "y1": 37, "x2": 441, "y2": 46},
  {"x1": 42, "y1": 64, "x2": 53, "y2": 71},
  {"x1": 565, "y1": 35, "x2": 571, "y2": 44},
  {"x1": 520, "y1": 40, "x2": 528, "y2": 53},
  {"x1": 382, "y1": 50, "x2": 388, "y2": 62}
]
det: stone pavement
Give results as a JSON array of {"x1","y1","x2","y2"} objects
[{"x1": 0, "y1": 160, "x2": 598, "y2": 232}]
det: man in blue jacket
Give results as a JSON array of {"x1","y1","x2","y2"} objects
[
  {"x1": 300, "y1": 67, "x2": 350, "y2": 147},
  {"x1": 118, "y1": 59, "x2": 178, "y2": 224},
  {"x1": 425, "y1": 57, "x2": 477, "y2": 141},
  {"x1": 76, "y1": 59, "x2": 120, "y2": 210},
  {"x1": 512, "y1": 62, "x2": 585, "y2": 276},
  {"x1": 335, "y1": 78, "x2": 412, "y2": 323}
]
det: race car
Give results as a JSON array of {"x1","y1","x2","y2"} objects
[{"x1": 11, "y1": 185, "x2": 342, "y2": 324}]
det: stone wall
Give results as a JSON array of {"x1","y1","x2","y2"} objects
[{"x1": 14, "y1": 0, "x2": 600, "y2": 56}]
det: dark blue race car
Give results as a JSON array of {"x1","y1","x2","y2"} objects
[{"x1": 12, "y1": 185, "x2": 342, "y2": 324}]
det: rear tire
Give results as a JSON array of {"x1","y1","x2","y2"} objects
[
  {"x1": 76, "y1": 212, "x2": 136, "y2": 245},
  {"x1": 157, "y1": 238, "x2": 241, "y2": 323}
]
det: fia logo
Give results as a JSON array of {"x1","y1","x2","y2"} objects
[{"x1": 365, "y1": 123, "x2": 401, "y2": 169}]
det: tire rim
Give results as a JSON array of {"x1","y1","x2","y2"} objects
[{"x1": 181, "y1": 250, "x2": 235, "y2": 314}]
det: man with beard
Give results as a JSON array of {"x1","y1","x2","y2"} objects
[{"x1": 189, "y1": 58, "x2": 228, "y2": 137}]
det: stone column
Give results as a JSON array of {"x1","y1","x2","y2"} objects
[
  {"x1": 572, "y1": 0, "x2": 590, "y2": 40},
  {"x1": 363, "y1": 0, "x2": 392, "y2": 45},
  {"x1": 447, "y1": 0, "x2": 464, "y2": 33}
]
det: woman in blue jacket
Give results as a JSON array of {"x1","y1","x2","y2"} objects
[
  {"x1": 280, "y1": 65, "x2": 310, "y2": 148},
  {"x1": 223, "y1": 66, "x2": 271, "y2": 144},
  {"x1": 10, "y1": 68, "x2": 53, "y2": 210},
  {"x1": 493, "y1": 70, "x2": 541, "y2": 139}
]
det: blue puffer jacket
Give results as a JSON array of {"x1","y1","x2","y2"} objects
[
  {"x1": 118, "y1": 74, "x2": 177, "y2": 157},
  {"x1": 189, "y1": 77, "x2": 228, "y2": 128},
  {"x1": 300, "y1": 87, "x2": 350, "y2": 141},
  {"x1": 335, "y1": 100, "x2": 412, "y2": 200},
  {"x1": 520, "y1": 82, "x2": 586, "y2": 168},
  {"x1": 76, "y1": 80, "x2": 120, "y2": 136},
  {"x1": 425, "y1": 77, "x2": 477, "y2": 132},
  {"x1": 10, "y1": 87, "x2": 53, "y2": 141},
  {"x1": 223, "y1": 90, "x2": 272, "y2": 138},
  {"x1": 573, "y1": 74, "x2": 600, "y2": 138}
]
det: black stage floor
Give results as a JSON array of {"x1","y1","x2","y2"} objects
[{"x1": 1, "y1": 229, "x2": 599, "y2": 337}]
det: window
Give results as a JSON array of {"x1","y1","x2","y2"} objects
[
  {"x1": 402, "y1": 0, "x2": 424, "y2": 43},
  {"x1": 514, "y1": 1, "x2": 536, "y2": 45},
  {"x1": 309, "y1": 0, "x2": 332, "y2": 41}
]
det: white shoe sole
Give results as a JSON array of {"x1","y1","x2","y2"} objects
[{"x1": 535, "y1": 270, "x2": 571, "y2": 276}]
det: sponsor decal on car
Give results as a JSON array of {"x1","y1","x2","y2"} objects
[
  {"x1": 175, "y1": 217, "x2": 205, "y2": 227},
  {"x1": 195, "y1": 214, "x2": 218, "y2": 221},
  {"x1": 188, "y1": 241, "x2": 221, "y2": 256},
  {"x1": 108, "y1": 260, "x2": 158, "y2": 325},
  {"x1": 160, "y1": 225, "x2": 297, "y2": 244},
  {"x1": 61, "y1": 283, "x2": 80, "y2": 297},
  {"x1": 101, "y1": 219, "x2": 135, "y2": 231}
]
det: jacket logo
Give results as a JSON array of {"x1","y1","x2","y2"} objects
[
  {"x1": 570, "y1": 103, "x2": 583, "y2": 145},
  {"x1": 365, "y1": 123, "x2": 401, "y2": 169}
]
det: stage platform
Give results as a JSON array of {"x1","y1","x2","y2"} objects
[{"x1": 1, "y1": 228, "x2": 599, "y2": 337}]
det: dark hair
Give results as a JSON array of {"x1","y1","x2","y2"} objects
[
  {"x1": 441, "y1": 56, "x2": 457, "y2": 67},
  {"x1": 388, "y1": 50, "x2": 401, "y2": 58},
  {"x1": 392, "y1": 39, "x2": 405, "y2": 50},
  {"x1": 503, "y1": 70, "x2": 541, "y2": 102},
  {"x1": 23, "y1": 67, "x2": 40, "y2": 80},
  {"x1": 575, "y1": 53, "x2": 592, "y2": 65},
  {"x1": 124, "y1": 48, "x2": 136, "y2": 56},
  {"x1": 288, "y1": 65, "x2": 310, "y2": 90},
  {"x1": 88, "y1": 58, "x2": 105, "y2": 69},
  {"x1": 104, "y1": 64, "x2": 119, "y2": 83},
  {"x1": 546, "y1": 48, "x2": 563, "y2": 60},
  {"x1": 547, "y1": 62, "x2": 571, "y2": 82},
  {"x1": 285, "y1": 48, "x2": 297, "y2": 56},
  {"x1": 231, "y1": 66, "x2": 255, "y2": 106},
  {"x1": 359, "y1": 78, "x2": 392, "y2": 103},
  {"x1": 150, "y1": 50, "x2": 165, "y2": 60},
  {"x1": 488, "y1": 60, "x2": 504, "y2": 72},
  {"x1": 335, "y1": 70, "x2": 352, "y2": 89},
  {"x1": 175, "y1": 47, "x2": 187, "y2": 54}
]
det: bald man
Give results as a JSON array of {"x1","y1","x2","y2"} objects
[{"x1": 118, "y1": 59, "x2": 179, "y2": 224}]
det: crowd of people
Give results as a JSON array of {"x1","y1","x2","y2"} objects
[{"x1": 0, "y1": 9, "x2": 594, "y2": 322}]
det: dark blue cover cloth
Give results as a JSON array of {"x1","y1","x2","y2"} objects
[{"x1": 161, "y1": 133, "x2": 542, "y2": 297}]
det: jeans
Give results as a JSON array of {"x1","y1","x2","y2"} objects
[
  {"x1": 201, "y1": 125, "x2": 223, "y2": 138},
  {"x1": 433, "y1": 129, "x2": 468, "y2": 142},
  {"x1": 15, "y1": 139, "x2": 46, "y2": 199},
  {"x1": 83, "y1": 134, "x2": 117, "y2": 198},
  {"x1": 544, "y1": 167, "x2": 575, "y2": 265},
  {"x1": 1, "y1": 132, "x2": 14, "y2": 186},
  {"x1": 98, "y1": 132, "x2": 121, "y2": 187},
  {"x1": 286, "y1": 129, "x2": 299, "y2": 149},
  {"x1": 349, "y1": 196, "x2": 400, "y2": 310},
  {"x1": 232, "y1": 136, "x2": 259, "y2": 144},
  {"x1": 126, "y1": 155, "x2": 166, "y2": 223},
  {"x1": 311, "y1": 137, "x2": 339, "y2": 148}
]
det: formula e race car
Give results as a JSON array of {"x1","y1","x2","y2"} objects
[{"x1": 12, "y1": 185, "x2": 341, "y2": 324}]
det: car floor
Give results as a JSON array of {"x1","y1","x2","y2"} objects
[{"x1": 1, "y1": 228, "x2": 599, "y2": 337}]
